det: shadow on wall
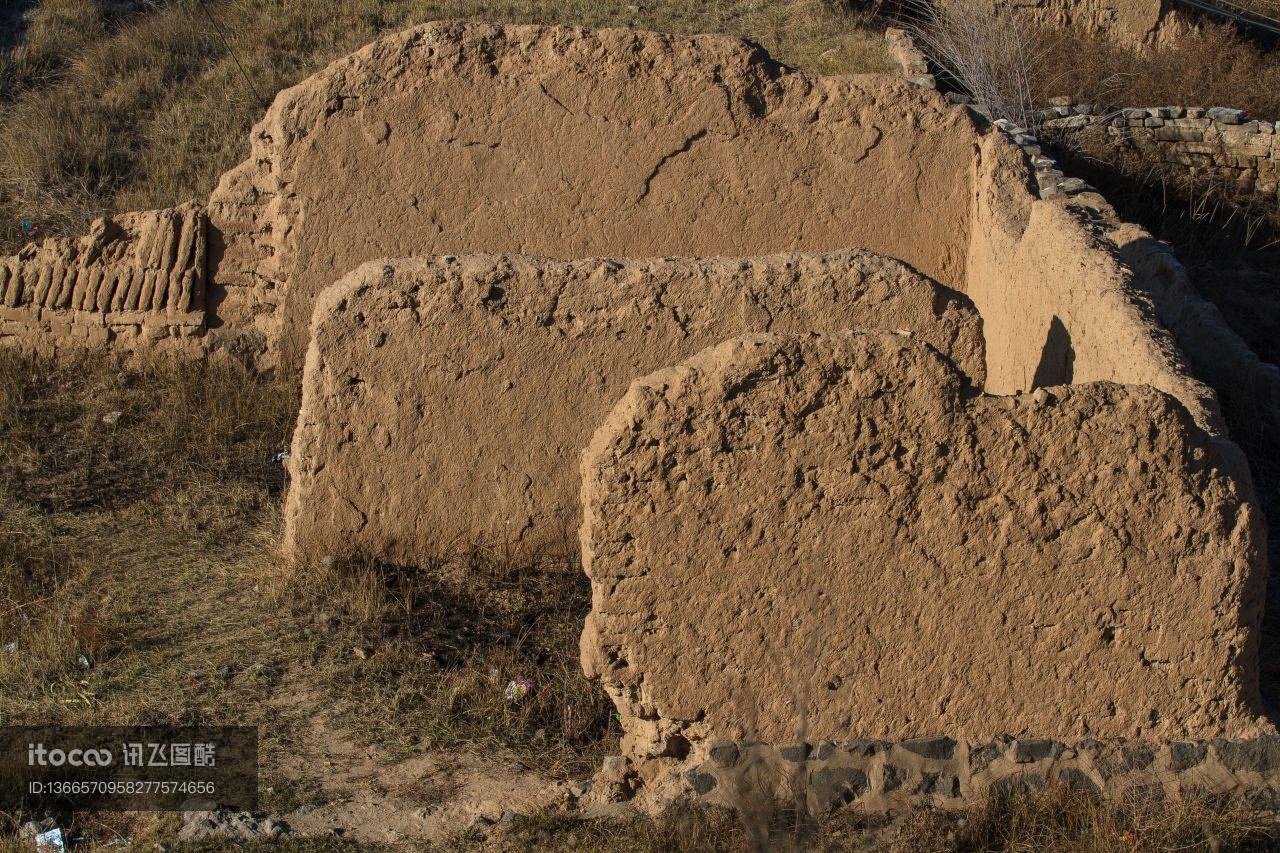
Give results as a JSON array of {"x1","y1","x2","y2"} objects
[{"x1": 1031, "y1": 315, "x2": 1075, "y2": 388}]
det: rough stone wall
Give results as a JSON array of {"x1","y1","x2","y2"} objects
[
  {"x1": 0, "y1": 204, "x2": 206, "y2": 353},
  {"x1": 205, "y1": 22, "x2": 978, "y2": 365},
  {"x1": 650, "y1": 734, "x2": 1280, "y2": 815},
  {"x1": 1040, "y1": 102, "x2": 1280, "y2": 205},
  {"x1": 580, "y1": 332, "x2": 1268, "y2": 777},
  {"x1": 283, "y1": 253, "x2": 984, "y2": 562}
]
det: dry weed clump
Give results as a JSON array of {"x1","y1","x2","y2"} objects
[
  {"x1": 280, "y1": 546, "x2": 619, "y2": 777},
  {"x1": 891, "y1": 784, "x2": 1279, "y2": 852},
  {"x1": 901, "y1": 7, "x2": 1280, "y2": 128},
  {"x1": 475, "y1": 784, "x2": 1280, "y2": 851},
  {"x1": 0, "y1": 350, "x2": 298, "y2": 730},
  {"x1": 1031, "y1": 21, "x2": 1280, "y2": 120},
  {"x1": 0, "y1": 349, "x2": 298, "y2": 511}
]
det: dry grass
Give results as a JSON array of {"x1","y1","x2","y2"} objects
[
  {"x1": 891, "y1": 785, "x2": 1279, "y2": 852},
  {"x1": 277, "y1": 547, "x2": 619, "y2": 777},
  {"x1": 0, "y1": 350, "x2": 616, "y2": 845},
  {"x1": 0, "y1": 349, "x2": 298, "y2": 723},
  {"x1": 470, "y1": 783, "x2": 1279, "y2": 851},
  {"x1": 902, "y1": 10, "x2": 1280, "y2": 127},
  {"x1": 1031, "y1": 21, "x2": 1280, "y2": 120},
  {"x1": 1234, "y1": 0, "x2": 1280, "y2": 19},
  {"x1": 0, "y1": 0, "x2": 888, "y2": 253},
  {"x1": 0, "y1": 350, "x2": 297, "y2": 511}
]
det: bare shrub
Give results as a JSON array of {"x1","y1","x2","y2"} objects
[
  {"x1": 899, "y1": 0, "x2": 1044, "y2": 128},
  {"x1": 897, "y1": 3, "x2": 1280, "y2": 128},
  {"x1": 1031, "y1": 20, "x2": 1280, "y2": 119}
]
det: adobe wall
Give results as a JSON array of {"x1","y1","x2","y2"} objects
[
  {"x1": 205, "y1": 23, "x2": 980, "y2": 366},
  {"x1": 580, "y1": 332, "x2": 1268, "y2": 792},
  {"x1": 966, "y1": 132, "x2": 1224, "y2": 431},
  {"x1": 933, "y1": 0, "x2": 1184, "y2": 48},
  {"x1": 3, "y1": 21, "x2": 1267, "y2": 454},
  {"x1": 0, "y1": 203, "x2": 206, "y2": 354},
  {"x1": 0, "y1": 21, "x2": 1272, "y2": 812},
  {"x1": 282, "y1": 252, "x2": 984, "y2": 562},
  {"x1": 885, "y1": 27, "x2": 1277, "y2": 459}
]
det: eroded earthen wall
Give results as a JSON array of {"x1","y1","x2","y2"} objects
[
  {"x1": 936, "y1": 0, "x2": 1177, "y2": 47},
  {"x1": 0, "y1": 204, "x2": 206, "y2": 353},
  {"x1": 282, "y1": 252, "x2": 984, "y2": 563},
  {"x1": 581, "y1": 332, "x2": 1269, "y2": 767},
  {"x1": 206, "y1": 22, "x2": 979, "y2": 364},
  {"x1": 965, "y1": 132, "x2": 1226, "y2": 434}
]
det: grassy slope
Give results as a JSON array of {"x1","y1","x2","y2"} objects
[{"x1": 0, "y1": 0, "x2": 889, "y2": 252}]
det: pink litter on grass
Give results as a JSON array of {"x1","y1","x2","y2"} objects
[{"x1": 505, "y1": 677, "x2": 532, "y2": 703}]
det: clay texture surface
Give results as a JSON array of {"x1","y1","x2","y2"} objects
[
  {"x1": 581, "y1": 332, "x2": 1268, "y2": 759},
  {"x1": 0, "y1": 203, "x2": 206, "y2": 352},
  {"x1": 206, "y1": 22, "x2": 978, "y2": 362},
  {"x1": 283, "y1": 253, "x2": 983, "y2": 562}
]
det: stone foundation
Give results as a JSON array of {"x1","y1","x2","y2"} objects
[
  {"x1": 619, "y1": 734, "x2": 1280, "y2": 814},
  {"x1": 1039, "y1": 101, "x2": 1279, "y2": 205}
]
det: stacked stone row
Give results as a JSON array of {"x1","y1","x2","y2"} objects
[
  {"x1": 883, "y1": 28, "x2": 937, "y2": 91},
  {"x1": 1037, "y1": 99, "x2": 1279, "y2": 201},
  {"x1": 883, "y1": 28, "x2": 1090, "y2": 201},
  {"x1": 671, "y1": 735, "x2": 1280, "y2": 812}
]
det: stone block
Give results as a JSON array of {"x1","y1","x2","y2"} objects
[{"x1": 1207, "y1": 107, "x2": 1245, "y2": 124}]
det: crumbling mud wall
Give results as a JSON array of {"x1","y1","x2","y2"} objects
[
  {"x1": 3, "y1": 21, "x2": 1274, "y2": 811},
  {"x1": 966, "y1": 133, "x2": 1224, "y2": 431},
  {"x1": 580, "y1": 332, "x2": 1269, "y2": 771},
  {"x1": 0, "y1": 203, "x2": 206, "y2": 353},
  {"x1": 935, "y1": 0, "x2": 1183, "y2": 47},
  {"x1": 282, "y1": 253, "x2": 984, "y2": 562},
  {"x1": 882, "y1": 27, "x2": 1263, "y2": 447},
  {"x1": 205, "y1": 22, "x2": 978, "y2": 364}
]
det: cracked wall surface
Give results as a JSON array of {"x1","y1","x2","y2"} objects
[
  {"x1": 282, "y1": 252, "x2": 984, "y2": 562},
  {"x1": 204, "y1": 22, "x2": 977, "y2": 365},
  {"x1": 2, "y1": 21, "x2": 1275, "y2": 805},
  {"x1": 580, "y1": 332, "x2": 1269, "y2": 774}
]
